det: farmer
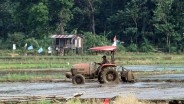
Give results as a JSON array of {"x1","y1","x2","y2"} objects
[
  {"x1": 97, "y1": 55, "x2": 110, "y2": 65},
  {"x1": 95, "y1": 55, "x2": 110, "y2": 75}
]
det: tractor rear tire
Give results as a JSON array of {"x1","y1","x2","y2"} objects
[
  {"x1": 98, "y1": 72, "x2": 104, "y2": 84},
  {"x1": 72, "y1": 74, "x2": 85, "y2": 84},
  {"x1": 102, "y1": 69, "x2": 119, "y2": 84}
]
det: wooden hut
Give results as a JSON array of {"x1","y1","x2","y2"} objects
[{"x1": 51, "y1": 34, "x2": 83, "y2": 55}]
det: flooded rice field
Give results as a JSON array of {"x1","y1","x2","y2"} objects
[
  {"x1": 0, "y1": 82, "x2": 184, "y2": 100},
  {"x1": 137, "y1": 74, "x2": 184, "y2": 81},
  {"x1": 124, "y1": 65, "x2": 184, "y2": 71},
  {"x1": 0, "y1": 65, "x2": 184, "y2": 101}
]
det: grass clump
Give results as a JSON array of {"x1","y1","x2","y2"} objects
[
  {"x1": 64, "y1": 95, "x2": 151, "y2": 104},
  {"x1": 112, "y1": 95, "x2": 145, "y2": 104}
]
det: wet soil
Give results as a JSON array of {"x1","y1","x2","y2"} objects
[
  {"x1": 136, "y1": 74, "x2": 184, "y2": 82},
  {"x1": 1, "y1": 65, "x2": 184, "y2": 102},
  {"x1": 0, "y1": 81, "x2": 184, "y2": 101}
]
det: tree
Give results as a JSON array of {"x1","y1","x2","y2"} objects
[
  {"x1": 153, "y1": 0, "x2": 175, "y2": 52},
  {"x1": 0, "y1": 0, "x2": 16, "y2": 40},
  {"x1": 170, "y1": 0, "x2": 184, "y2": 52},
  {"x1": 7, "y1": 32, "x2": 25, "y2": 49},
  {"x1": 48, "y1": 0, "x2": 74, "y2": 34},
  {"x1": 69, "y1": 0, "x2": 101, "y2": 35},
  {"x1": 107, "y1": 0, "x2": 151, "y2": 45},
  {"x1": 12, "y1": 0, "x2": 50, "y2": 38},
  {"x1": 28, "y1": 2, "x2": 49, "y2": 38},
  {"x1": 86, "y1": 0, "x2": 99, "y2": 35}
]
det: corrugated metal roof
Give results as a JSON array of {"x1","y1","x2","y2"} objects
[{"x1": 51, "y1": 34, "x2": 80, "y2": 39}]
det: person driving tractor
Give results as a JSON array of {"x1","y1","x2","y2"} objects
[{"x1": 97, "y1": 55, "x2": 110, "y2": 65}]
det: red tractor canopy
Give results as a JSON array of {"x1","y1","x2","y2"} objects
[
  {"x1": 89, "y1": 46, "x2": 116, "y2": 64},
  {"x1": 89, "y1": 46, "x2": 116, "y2": 51}
]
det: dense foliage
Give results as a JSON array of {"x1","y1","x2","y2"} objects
[{"x1": 0, "y1": 0, "x2": 183, "y2": 53}]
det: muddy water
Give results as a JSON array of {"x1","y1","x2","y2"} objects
[
  {"x1": 124, "y1": 65, "x2": 184, "y2": 71},
  {"x1": 137, "y1": 74, "x2": 184, "y2": 81},
  {"x1": 1, "y1": 65, "x2": 184, "y2": 100},
  {"x1": 0, "y1": 82, "x2": 184, "y2": 100}
]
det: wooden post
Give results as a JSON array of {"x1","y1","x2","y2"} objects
[{"x1": 111, "y1": 51, "x2": 115, "y2": 64}]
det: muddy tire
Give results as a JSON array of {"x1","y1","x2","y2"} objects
[
  {"x1": 65, "y1": 72, "x2": 72, "y2": 79},
  {"x1": 72, "y1": 74, "x2": 85, "y2": 84},
  {"x1": 102, "y1": 69, "x2": 119, "y2": 84},
  {"x1": 98, "y1": 72, "x2": 104, "y2": 84}
]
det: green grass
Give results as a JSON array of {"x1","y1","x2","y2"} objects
[
  {"x1": 0, "y1": 63, "x2": 72, "y2": 70},
  {"x1": 0, "y1": 53, "x2": 183, "y2": 70},
  {"x1": 20, "y1": 100, "x2": 51, "y2": 104},
  {"x1": 0, "y1": 72, "x2": 65, "y2": 82}
]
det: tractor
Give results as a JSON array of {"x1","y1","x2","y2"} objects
[{"x1": 65, "y1": 46, "x2": 134, "y2": 84}]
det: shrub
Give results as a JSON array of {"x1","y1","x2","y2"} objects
[
  {"x1": 25, "y1": 38, "x2": 39, "y2": 49},
  {"x1": 117, "y1": 45, "x2": 126, "y2": 52},
  {"x1": 127, "y1": 44, "x2": 138, "y2": 52},
  {"x1": 139, "y1": 43, "x2": 154, "y2": 52},
  {"x1": 3, "y1": 32, "x2": 25, "y2": 49},
  {"x1": 82, "y1": 32, "x2": 111, "y2": 53}
]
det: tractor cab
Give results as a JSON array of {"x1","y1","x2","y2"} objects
[{"x1": 89, "y1": 46, "x2": 116, "y2": 64}]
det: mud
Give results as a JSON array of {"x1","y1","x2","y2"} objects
[
  {"x1": 0, "y1": 82, "x2": 184, "y2": 100},
  {"x1": 137, "y1": 74, "x2": 184, "y2": 81},
  {"x1": 123, "y1": 65, "x2": 184, "y2": 71},
  {"x1": 1, "y1": 65, "x2": 184, "y2": 101}
]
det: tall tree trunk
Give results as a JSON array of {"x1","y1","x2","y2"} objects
[
  {"x1": 132, "y1": 16, "x2": 138, "y2": 44},
  {"x1": 60, "y1": 19, "x2": 64, "y2": 34},
  {"x1": 166, "y1": 33, "x2": 171, "y2": 53},
  {"x1": 87, "y1": 0, "x2": 96, "y2": 35},
  {"x1": 166, "y1": 33, "x2": 171, "y2": 52},
  {"x1": 91, "y1": 13, "x2": 96, "y2": 35}
]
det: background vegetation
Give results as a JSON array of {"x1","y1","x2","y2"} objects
[{"x1": 0, "y1": 0, "x2": 184, "y2": 53}]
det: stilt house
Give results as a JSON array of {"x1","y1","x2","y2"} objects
[{"x1": 51, "y1": 34, "x2": 83, "y2": 55}]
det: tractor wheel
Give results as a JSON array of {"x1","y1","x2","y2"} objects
[
  {"x1": 65, "y1": 72, "x2": 72, "y2": 79},
  {"x1": 72, "y1": 74, "x2": 85, "y2": 84},
  {"x1": 98, "y1": 72, "x2": 104, "y2": 84},
  {"x1": 102, "y1": 69, "x2": 119, "y2": 84}
]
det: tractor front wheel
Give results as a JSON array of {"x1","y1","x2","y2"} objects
[
  {"x1": 72, "y1": 74, "x2": 85, "y2": 84},
  {"x1": 102, "y1": 69, "x2": 119, "y2": 84}
]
